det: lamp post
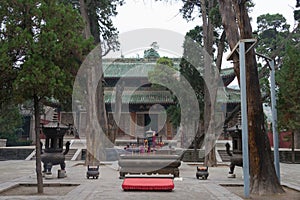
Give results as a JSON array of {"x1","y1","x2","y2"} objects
[
  {"x1": 256, "y1": 53, "x2": 280, "y2": 183},
  {"x1": 227, "y1": 39, "x2": 257, "y2": 198}
]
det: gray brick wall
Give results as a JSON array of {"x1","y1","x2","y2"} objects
[{"x1": 0, "y1": 148, "x2": 34, "y2": 160}]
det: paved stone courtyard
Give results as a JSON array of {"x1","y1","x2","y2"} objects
[{"x1": 0, "y1": 160, "x2": 299, "y2": 200}]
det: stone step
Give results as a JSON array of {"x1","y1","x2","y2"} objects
[
  {"x1": 217, "y1": 150, "x2": 231, "y2": 162},
  {"x1": 65, "y1": 149, "x2": 78, "y2": 160}
]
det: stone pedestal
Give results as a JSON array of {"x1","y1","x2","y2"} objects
[
  {"x1": 0, "y1": 139, "x2": 7, "y2": 147},
  {"x1": 58, "y1": 169, "x2": 66, "y2": 178}
]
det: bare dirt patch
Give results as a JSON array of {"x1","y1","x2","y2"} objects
[
  {"x1": 223, "y1": 185, "x2": 300, "y2": 200},
  {"x1": 0, "y1": 183, "x2": 79, "y2": 196}
]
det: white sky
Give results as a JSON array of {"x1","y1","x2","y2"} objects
[
  {"x1": 109, "y1": 0, "x2": 297, "y2": 61},
  {"x1": 112, "y1": 0, "x2": 296, "y2": 33}
]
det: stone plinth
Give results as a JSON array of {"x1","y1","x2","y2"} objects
[{"x1": 0, "y1": 139, "x2": 7, "y2": 147}]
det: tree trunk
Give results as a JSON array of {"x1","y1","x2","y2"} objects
[
  {"x1": 79, "y1": 0, "x2": 110, "y2": 164},
  {"x1": 218, "y1": 0, "x2": 240, "y2": 73},
  {"x1": 216, "y1": 31, "x2": 226, "y2": 70},
  {"x1": 84, "y1": 47, "x2": 107, "y2": 165},
  {"x1": 201, "y1": 0, "x2": 217, "y2": 167},
  {"x1": 80, "y1": 0, "x2": 96, "y2": 165},
  {"x1": 294, "y1": 130, "x2": 300, "y2": 149},
  {"x1": 87, "y1": 0, "x2": 108, "y2": 140},
  {"x1": 34, "y1": 95, "x2": 43, "y2": 193},
  {"x1": 218, "y1": 0, "x2": 284, "y2": 195},
  {"x1": 79, "y1": 0, "x2": 91, "y2": 39},
  {"x1": 291, "y1": 131, "x2": 295, "y2": 163},
  {"x1": 96, "y1": 63, "x2": 108, "y2": 139},
  {"x1": 112, "y1": 81, "x2": 124, "y2": 143}
]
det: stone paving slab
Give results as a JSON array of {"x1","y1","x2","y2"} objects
[{"x1": 0, "y1": 160, "x2": 299, "y2": 200}]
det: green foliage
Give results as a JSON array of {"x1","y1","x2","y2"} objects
[
  {"x1": 0, "y1": 102, "x2": 32, "y2": 146},
  {"x1": 180, "y1": 60, "x2": 204, "y2": 106},
  {"x1": 151, "y1": 57, "x2": 175, "y2": 85},
  {"x1": 6, "y1": 139, "x2": 33, "y2": 147},
  {"x1": 277, "y1": 44, "x2": 300, "y2": 131},
  {"x1": 257, "y1": 14, "x2": 290, "y2": 31},
  {"x1": 179, "y1": 0, "x2": 201, "y2": 22},
  {"x1": 89, "y1": 0, "x2": 124, "y2": 46},
  {"x1": 0, "y1": 0, "x2": 92, "y2": 105},
  {"x1": 185, "y1": 26, "x2": 203, "y2": 46},
  {"x1": 144, "y1": 48, "x2": 160, "y2": 59},
  {"x1": 290, "y1": 23, "x2": 300, "y2": 45},
  {"x1": 259, "y1": 76, "x2": 270, "y2": 103},
  {"x1": 166, "y1": 104, "x2": 181, "y2": 128},
  {"x1": 294, "y1": 9, "x2": 300, "y2": 21},
  {"x1": 208, "y1": 4, "x2": 222, "y2": 28},
  {"x1": 148, "y1": 57, "x2": 175, "y2": 89},
  {"x1": 66, "y1": 0, "x2": 123, "y2": 51},
  {"x1": 156, "y1": 57, "x2": 174, "y2": 68},
  {"x1": 257, "y1": 62, "x2": 271, "y2": 104},
  {"x1": 255, "y1": 13, "x2": 290, "y2": 60},
  {"x1": 180, "y1": 27, "x2": 205, "y2": 120},
  {"x1": 255, "y1": 13, "x2": 293, "y2": 106},
  {"x1": 0, "y1": 103, "x2": 23, "y2": 136}
]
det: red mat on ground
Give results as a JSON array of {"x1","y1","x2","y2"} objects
[{"x1": 122, "y1": 178, "x2": 174, "y2": 191}]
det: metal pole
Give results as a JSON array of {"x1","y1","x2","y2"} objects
[
  {"x1": 239, "y1": 41, "x2": 250, "y2": 198},
  {"x1": 270, "y1": 60, "x2": 280, "y2": 182}
]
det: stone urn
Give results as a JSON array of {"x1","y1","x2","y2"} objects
[{"x1": 41, "y1": 122, "x2": 70, "y2": 177}]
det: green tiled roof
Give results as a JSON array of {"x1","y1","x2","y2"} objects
[
  {"x1": 104, "y1": 89, "x2": 174, "y2": 104},
  {"x1": 103, "y1": 62, "x2": 157, "y2": 78},
  {"x1": 102, "y1": 58, "x2": 238, "y2": 105},
  {"x1": 220, "y1": 67, "x2": 235, "y2": 77},
  {"x1": 217, "y1": 87, "x2": 240, "y2": 104},
  {"x1": 103, "y1": 59, "x2": 234, "y2": 78}
]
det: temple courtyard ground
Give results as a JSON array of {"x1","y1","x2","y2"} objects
[{"x1": 0, "y1": 160, "x2": 299, "y2": 200}]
